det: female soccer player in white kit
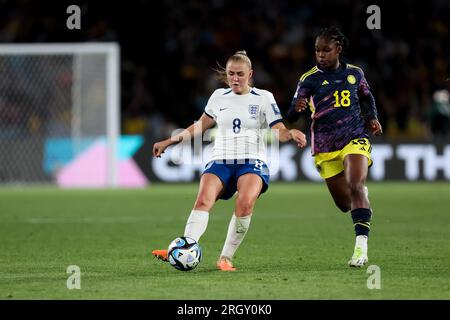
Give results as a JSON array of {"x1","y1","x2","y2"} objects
[{"x1": 152, "y1": 51, "x2": 307, "y2": 271}]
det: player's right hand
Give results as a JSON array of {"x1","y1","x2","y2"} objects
[
  {"x1": 295, "y1": 98, "x2": 308, "y2": 112},
  {"x1": 153, "y1": 140, "x2": 168, "y2": 158},
  {"x1": 369, "y1": 119, "x2": 383, "y2": 136},
  {"x1": 290, "y1": 129, "x2": 307, "y2": 148}
]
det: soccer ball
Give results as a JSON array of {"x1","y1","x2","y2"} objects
[{"x1": 167, "y1": 236, "x2": 202, "y2": 271}]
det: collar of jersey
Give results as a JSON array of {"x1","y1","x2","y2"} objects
[
  {"x1": 317, "y1": 61, "x2": 347, "y2": 73},
  {"x1": 229, "y1": 87, "x2": 254, "y2": 96}
]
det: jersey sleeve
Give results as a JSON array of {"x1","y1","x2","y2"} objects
[
  {"x1": 286, "y1": 77, "x2": 314, "y2": 122},
  {"x1": 204, "y1": 90, "x2": 218, "y2": 120},
  {"x1": 263, "y1": 91, "x2": 284, "y2": 127},
  {"x1": 356, "y1": 69, "x2": 378, "y2": 121}
]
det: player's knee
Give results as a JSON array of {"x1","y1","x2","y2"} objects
[
  {"x1": 235, "y1": 197, "x2": 255, "y2": 216},
  {"x1": 348, "y1": 181, "x2": 366, "y2": 198},
  {"x1": 193, "y1": 195, "x2": 215, "y2": 211}
]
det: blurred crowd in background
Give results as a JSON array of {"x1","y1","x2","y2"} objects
[{"x1": 1, "y1": 0, "x2": 449, "y2": 141}]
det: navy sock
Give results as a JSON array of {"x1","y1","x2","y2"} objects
[{"x1": 351, "y1": 208, "x2": 372, "y2": 237}]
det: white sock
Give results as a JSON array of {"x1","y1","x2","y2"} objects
[
  {"x1": 220, "y1": 214, "x2": 252, "y2": 259},
  {"x1": 355, "y1": 235, "x2": 368, "y2": 251},
  {"x1": 183, "y1": 210, "x2": 209, "y2": 242}
]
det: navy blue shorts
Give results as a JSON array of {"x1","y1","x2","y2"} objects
[{"x1": 202, "y1": 159, "x2": 270, "y2": 200}]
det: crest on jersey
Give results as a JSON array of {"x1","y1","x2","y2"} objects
[
  {"x1": 347, "y1": 74, "x2": 356, "y2": 84},
  {"x1": 248, "y1": 104, "x2": 259, "y2": 119},
  {"x1": 271, "y1": 103, "x2": 281, "y2": 115}
]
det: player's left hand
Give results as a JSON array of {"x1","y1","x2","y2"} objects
[
  {"x1": 290, "y1": 129, "x2": 307, "y2": 148},
  {"x1": 369, "y1": 119, "x2": 383, "y2": 136},
  {"x1": 295, "y1": 98, "x2": 308, "y2": 112},
  {"x1": 153, "y1": 140, "x2": 170, "y2": 158}
]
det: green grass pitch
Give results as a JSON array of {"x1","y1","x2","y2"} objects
[{"x1": 0, "y1": 182, "x2": 449, "y2": 300}]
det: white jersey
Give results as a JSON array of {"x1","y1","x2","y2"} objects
[{"x1": 204, "y1": 87, "x2": 283, "y2": 163}]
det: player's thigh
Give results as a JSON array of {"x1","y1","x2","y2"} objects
[
  {"x1": 236, "y1": 173, "x2": 263, "y2": 204},
  {"x1": 343, "y1": 154, "x2": 369, "y2": 184},
  {"x1": 341, "y1": 138, "x2": 372, "y2": 184},
  {"x1": 195, "y1": 173, "x2": 225, "y2": 206},
  {"x1": 325, "y1": 172, "x2": 351, "y2": 205}
]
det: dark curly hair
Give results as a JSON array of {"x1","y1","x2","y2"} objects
[{"x1": 317, "y1": 26, "x2": 349, "y2": 53}]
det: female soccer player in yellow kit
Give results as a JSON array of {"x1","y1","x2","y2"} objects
[{"x1": 287, "y1": 27, "x2": 383, "y2": 267}]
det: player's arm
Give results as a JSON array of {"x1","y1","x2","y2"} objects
[
  {"x1": 264, "y1": 92, "x2": 307, "y2": 147},
  {"x1": 153, "y1": 113, "x2": 216, "y2": 158},
  {"x1": 285, "y1": 78, "x2": 312, "y2": 122},
  {"x1": 271, "y1": 121, "x2": 307, "y2": 148},
  {"x1": 357, "y1": 70, "x2": 383, "y2": 136}
]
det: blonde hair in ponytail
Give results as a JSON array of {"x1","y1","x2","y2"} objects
[{"x1": 214, "y1": 50, "x2": 253, "y2": 86}]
